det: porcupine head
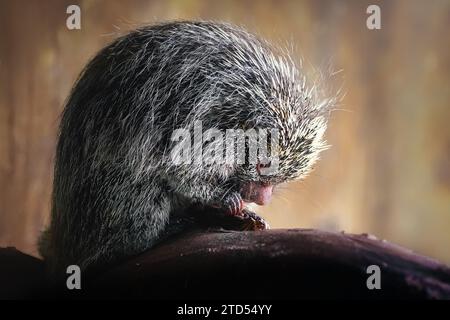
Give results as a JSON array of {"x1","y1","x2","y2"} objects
[{"x1": 40, "y1": 21, "x2": 336, "y2": 275}]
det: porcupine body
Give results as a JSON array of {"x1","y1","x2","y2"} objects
[{"x1": 39, "y1": 21, "x2": 334, "y2": 276}]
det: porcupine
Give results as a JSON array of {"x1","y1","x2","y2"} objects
[{"x1": 39, "y1": 21, "x2": 335, "y2": 276}]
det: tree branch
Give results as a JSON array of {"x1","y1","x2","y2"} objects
[{"x1": 1, "y1": 229, "x2": 450, "y2": 299}]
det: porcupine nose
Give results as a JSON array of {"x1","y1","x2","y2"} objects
[{"x1": 241, "y1": 182, "x2": 273, "y2": 205}]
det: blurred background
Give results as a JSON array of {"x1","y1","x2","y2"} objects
[{"x1": 0, "y1": 0, "x2": 449, "y2": 263}]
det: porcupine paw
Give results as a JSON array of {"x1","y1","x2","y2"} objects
[
  {"x1": 212, "y1": 209, "x2": 269, "y2": 231},
  {"x1": 237, "y1": 209, "x2": 270, "y2": 231},
  {"x1": 198, "y1": 193, "x2": 269, "y2": 231},
  {"x1": 219, "y1": 193, "x2": 270, "y2": 230}
]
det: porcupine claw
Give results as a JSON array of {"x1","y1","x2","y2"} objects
[
  {"x1": 238, "y1": 209, "x2": 270, "y2": 231},
  {"x1": 221, "y1": 193, "x2": 270, "y2": 231},
  {"x1": 207, "y1": 193, "x2": 270, "y2": 231}
]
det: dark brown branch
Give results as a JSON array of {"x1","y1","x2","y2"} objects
[{"x1": 1, "y1": 229, "x2": 450, "y2": 299}]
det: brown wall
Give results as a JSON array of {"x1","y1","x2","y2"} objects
[{"x1": 1, "y1": 0, "x2": 449, "y2": 263}]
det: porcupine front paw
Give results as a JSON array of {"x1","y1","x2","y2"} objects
[
  {"x1": 211, "y1": 208, "x2": 269, "y2": 231},
  {"x1": 218, "y1": 192, "x2": 270, "y2": 231},
  {"x1": 193, "y1": 192, "x2": 269, "y2": 231},
  {"x1": 238, "y1": 209, "x2": 270, "y2": 231}
]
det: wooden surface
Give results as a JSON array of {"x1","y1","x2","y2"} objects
[
  {"x1": 0, "y1": 0, "x2": 449, "y2": 265},
  {"x1": 1, "y1": 228, "x2": 450, "y2": 299}
]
